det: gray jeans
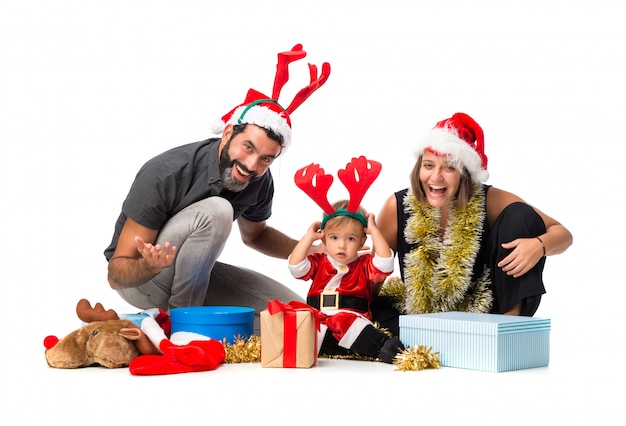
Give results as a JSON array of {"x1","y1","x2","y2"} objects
[{"x1": 117, "y1": 197, "x2": 303, "y2": 333}]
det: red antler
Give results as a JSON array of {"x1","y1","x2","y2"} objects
[
  {"x1": 286, "y1": 61, "x2": 331, "y2": 114},
  {"x1": 337, "y1": 156, "x2": 382, "y2": 213},
  {"x1": 272, "y1": 44, "x2": 307, "y2": 101},
  {"x1": 294, "y1": 163, "x2": 335, "y2": 214}
]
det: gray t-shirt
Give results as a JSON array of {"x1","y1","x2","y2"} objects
[{"x1": 104, "y1": 138, "x2": 274, "y2": 260}]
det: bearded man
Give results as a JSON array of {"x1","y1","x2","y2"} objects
[{"x1": 104, "y1": 45, "x2": 330, "y2": 333}]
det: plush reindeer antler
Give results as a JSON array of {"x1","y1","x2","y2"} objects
[
  {"x1": 269, "y1": 43, "x2": 331, "y2": 115},
  {"x1": 286, "y1": 62, "x2": 331, "y2": 114},
  {"x1": 294, "y1": 163, "x2": 335, "y2": 214},
  {"x1": 271, "y1": 44, "x2": 307, "y2": 100},
  {"x1": 295, "y1": 156, "x2": 382, "y2": 217},
  {"x1": 337, "y1": 156, "x2": 382, "y2": 213},
  {"x1": 218, "y1": 44, "x2": 330, "y2": 149}
]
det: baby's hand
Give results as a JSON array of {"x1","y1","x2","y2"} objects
[
  {"x1": 304, "y1": 221, "x2": 323, "y2": 241},
  {"x1": 364, "y1": 212, "x2": 378, "y2": 234}
]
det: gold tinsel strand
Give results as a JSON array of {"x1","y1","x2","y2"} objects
[
  {"x1": 320, "y1": 353, "x2": 378, "y2": 361},
  {"x1": 393, "y1": 345, "x2": 441, "y2": 372},
  {"x1": 222, "y1": 323, "x2": 394, "y2": 363},
  {"x1": 223, "y1": 335, "x2": 261, "y2": 363}
]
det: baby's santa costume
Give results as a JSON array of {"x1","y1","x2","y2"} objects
[
  {"x1": 290, "y1": 251, "x2": 403, "y2": 363},
  {"x1": 290, "y1": 157, "x2": 405, "y2": 363}
]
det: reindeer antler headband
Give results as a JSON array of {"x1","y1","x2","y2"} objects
[
  {"x1": 295, "y1": 156, "x2": 382, "y2": 229},
  {"x1": 215, "y1": 44, "x2": 331, "y2": 149}
]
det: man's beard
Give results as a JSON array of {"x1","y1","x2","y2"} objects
[
  {"x1": 219, "y1": 141, "x2": 255, "y2": 192},
  {"x1": 221, "y1": 165, "x2": 250, "y2": 192}
]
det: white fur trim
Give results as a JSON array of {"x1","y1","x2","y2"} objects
[
  {"x1": 414, "y1": 128, "x2": 489, "y2": 183},
  {"x1": 226, "y1": 105, "x2": 292, "y2": 148},
  {"x1": 170, "y1": 331, "x2": 211, "y2": 345},
  {"x1": 140, "y1": 316, "x2": 212, "y2": 353},
  {"x1": 140, "y1": 316, "x2": 168, "y2": 353},
  {"x1": 211, "y1": 119, "x2": 225, "y2": 136},
  {"x1": 338, "y1": 316, "x2": 372, "y2": 349},
  {"x1": 288, "y1": 256, "x2": 312, "y2": 279},
  {"x1": 373, "y1": 249, "x2": 395, "y2": 273}
]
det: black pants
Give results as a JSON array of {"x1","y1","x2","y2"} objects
[{"x1": 487, "y1": 202, "x2": 546, "y2": 316}]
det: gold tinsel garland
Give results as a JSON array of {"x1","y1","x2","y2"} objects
[
  {"x1": 393, "y1": 345, "x2": 441, "y2": 371},
  {"x1": 221, "y1": 323, "x2": 392, "y2": 364},
  {"x1": 221, "y1": 327, "x2": 440, "y2": 372},
  {"x1": 223, "y1": 335, "x2": 261, "y2": 363},
  {"x1": 401, "y1": 185, "x2": 493, "y2": 314}
]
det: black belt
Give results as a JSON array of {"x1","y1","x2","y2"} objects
[{"x1": 307, "y1": 294, "x2": 369, "y2": 312}]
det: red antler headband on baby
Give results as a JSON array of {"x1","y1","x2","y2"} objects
[
  {"x1": 214, "y1": 44, "x2": 331, "y2": 149},
  {"x1": 294, "y1": 156, "x2": 382, "y2": 229}
]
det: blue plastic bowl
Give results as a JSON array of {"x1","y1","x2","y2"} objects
[{"x1": 170, "y1": 306, "x2": 254, "y2": 344}]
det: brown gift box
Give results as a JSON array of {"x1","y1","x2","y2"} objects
[{"x1": 260, "y1": 301, "x2": 317, "y2": 368}]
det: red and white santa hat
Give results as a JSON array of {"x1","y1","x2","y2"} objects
[
  {"x1": 213, "y1": 44, "x2": 331, "y2": 149},
  {"x1": 414, "y1": 112, "x2": 489, "y2": 183}
]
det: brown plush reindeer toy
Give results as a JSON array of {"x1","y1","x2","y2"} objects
[
  {"x1": 43, "y1": 299, "x2": 160, "y2": 369},
  {"x1": 43, "y1": 299, "x2": 226, "y2": 374}
]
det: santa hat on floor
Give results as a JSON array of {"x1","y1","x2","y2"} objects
[
  {"x1": 129, "y1": 309, "x2": 225, "y2": 375},
  {"x1": 414, "y1": 112, "x2": 489, "y2": 183},
  {"x1": 213, "y1": 44, "x2": 331, "y2": 149}
]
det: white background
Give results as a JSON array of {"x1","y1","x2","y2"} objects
[{"x1": 1, "y1": 1, "x2": 624, "y2": 424}]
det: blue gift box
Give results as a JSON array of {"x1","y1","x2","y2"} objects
[{"x1": 399, "y1": 312, "x2": 551, "y2": 373}]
